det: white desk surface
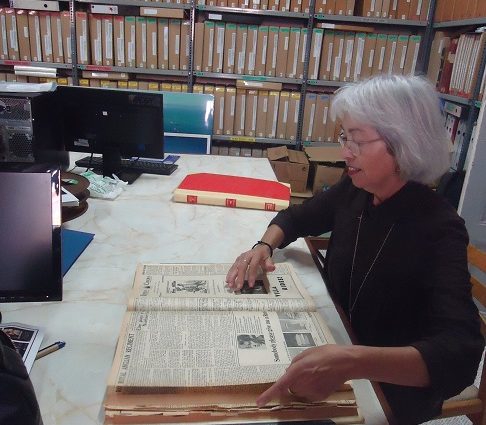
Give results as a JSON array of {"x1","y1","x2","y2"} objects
[{"x1": 1, "y1": 153, "x2": 387, "y2": 425}]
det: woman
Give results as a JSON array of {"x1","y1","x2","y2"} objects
[{"x1": 226, "y1": 75, "x2": 484, "y2": 424}]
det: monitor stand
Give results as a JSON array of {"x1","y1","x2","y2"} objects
[{"x1": 102, "y1": 148, "x2": 142, "y2": 184}]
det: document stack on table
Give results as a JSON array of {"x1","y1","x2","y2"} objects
[{"x1": 103, "y1": 263, "x2": 363, "y2": 424}]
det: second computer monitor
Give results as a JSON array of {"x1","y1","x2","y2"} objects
[{"x1": 57, "y1": 86, "x2": 164, "y2": 180}]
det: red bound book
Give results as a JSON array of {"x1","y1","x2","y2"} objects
[
  {"x1": 438, "y1": 37, "x2": 458, "y2": 94},
  {"x1": 173, "y1": 173, "x2": 291, "y2": 211}
]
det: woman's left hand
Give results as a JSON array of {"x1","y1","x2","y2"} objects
[{"x1": 256, "y1": 344, "x2": 354, "y2": 407}]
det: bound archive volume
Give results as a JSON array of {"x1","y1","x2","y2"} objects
[{"x1": 103, "y1": 263, "x2": 362, "y2": 424}]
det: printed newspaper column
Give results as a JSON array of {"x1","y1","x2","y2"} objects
[
  {"x1": 265, "y1": 26, "x2": 278, "y2": 77},
  {"x1": 275, "y1": 27, "x2": 289, "y2": 78},
  {"x1": 235, "y1": 24, "x2": 247, "y2": 75},
  {"x1": 212, "y1": 22, "x2": 225, "y2": 73},
  {"x1": 302, "y1": 92, "x2": 317, "y2": 142},
  {"x1": 168, "y1": 19, "x2": 180, "y2": 70},
  {"x1": 266, "y1": 90, "x2": 280, "y2": 138},
  {"x1": 28, "y1": 11, "x2": 42, "y2": 62},
  {"x1": 203, "y1": 20, "x2": 214, "y2": 72},
  {"x1": 16, "y1": 10, "x2": 30, "y2": 62},
  {"x1": 245, "y1": 25, "x2": 258, "y2": 76},
  {"x1": 234, "y1": 88, "x2": 246, "y2": 136},
  {"x1": 50, "y1": 12, "x2": 63, "y2": 63},
  {"x1": 276, "y1": 91, "x2": 290, "y2": 139},
  {"x1": 319, "y1": 29, "x2": 334, "y2": 81},
  {"x1": 0, "y1": 9, "x2": 8, "y2": 60},
  {"x1": 136, "y1": 16, "x2": 147, "y2": 68},
  {"x1": 89, "y1": 14, "x2": 103, "y2": 66},
  {"x1": 360, "y1": 32, "x2": 376, "y2": 79},
  {"x1": 256, "y1": 90, "x2": 269, "y2": 137},
  {"x1": 60, "y1": 11, "x2": 71, "y2": 63},
  {"x1": 372, "y1": 33, "x2": 387, "y2": 75},
  {"x1": 245, "y1": 89, "x2": 258, "y2": 136},
  {"x1": 76, "y1": 12, "x2": 89, "y2": 65},
  {"x1": 223, "y1": 23, "x2": 236, "y2": 74},
  {"x1": 393, "y1": 34, "x2": 408, "y2": 74},
  {"x1": 39, "y1": 11, "x2": 53, "y2": 62},
  {"x1": 296, "y1": 28, "x2": 308, "y2": 79},
  {"x1": 193, "y1": 22, "x2": 204, "y2": 71},
  {"x1": 383, "y1": 34, "x2": 397, "y2": 75},
  {"x1": 350, "y1": 32, "x2": 366, "y2": 81},
  {"x1": 331, "y1": 30, "x2": 344, "y2": 81},
  {"x1": 286, "y1": 27, "x2": 300, "y2": 78},
  {"x1": 308, "y1": 28, "x2": 323, "y2": 80},
  {"x1": 312, "y1": 93, "x2": 330, "y2": 142},
  {"x1": 223, "y1": 86, "x2": 236, "y2": 135},
  {"x1": 146, "y1": 17, "x2": 157, "y2": 69},
  {"x1": 179, "y1": 20, "x2": 190, "y2": 71},
  {"x1": 124, "y1": 16, "x2": 136, "y2": 67},
  {"x1": 102, "y1": 15, "x2": 114, "y2": 66},
  {"x1": 157, "y1": 19, "x2": 168, "y2": 69},
  {"x1": 5, "y1": 9, "x2": 19, "y2": 60},
  {"x1": 213, "y1": 86, "x2": 225, "y2": 135},
  {"x1": 255, "y1": 26, "x2": 268, "y2": 76},
  {"x1": 286, "y1": 92, "x2": 300, "y2": 141},
  {"x1": 340, "y1": 31, "x2": 354, "y2": 81},
  {"x1": 403, "y1": 34, "x2": 420, "y2": 76}
]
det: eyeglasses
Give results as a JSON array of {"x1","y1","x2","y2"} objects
[{"x1": 338, "y1": 131, "x2": 383, "y2": 156}]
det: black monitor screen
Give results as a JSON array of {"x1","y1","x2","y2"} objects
[
  {"x1": 56, "y1": 86, "x2": 164, "y2": 179},
  {"x1": 0, "y1": 163, "x2": 62, "y2": 302}
]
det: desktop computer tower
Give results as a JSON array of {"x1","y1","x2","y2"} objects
[{"x1": 0, "y1": 91, "x2": 68, "y2": 167}]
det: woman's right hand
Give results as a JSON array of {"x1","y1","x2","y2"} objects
[{"x1": 225, "y1": 244, "x2": 275, "y2": 291}]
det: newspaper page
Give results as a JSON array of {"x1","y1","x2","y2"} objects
[
  {"x1": 108, "y1": 309, "x2": 334, "y2": 392},
  {"x1": 127, "y1": 262, "x2": 316, "y2": 313},
  {"x1": 0, "y1": 322, "x2": 44, "y2": 373}
]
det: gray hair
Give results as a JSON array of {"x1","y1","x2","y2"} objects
[{"x1": 330, "y1": 75, "x2": 450, "y2": 184}]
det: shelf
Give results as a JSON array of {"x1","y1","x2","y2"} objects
[
  {"x1": 212, "y1": 135, "x2": 296, "y2": 146},
  {"x1": 434, "y1": 17, "x2": 486, "y2": 29},
  {"x1": 302, "y1": 141, "x2": 339, "y2": 147},
  {"x1": 197, "y1": 5, "x2": 309, "y2": 18},
  {"x1": 0, "y1": 60, "x2": 72, "y2": 69},
  {"x1": 78, "y1": 65, "x2": 189, "y2": 77},
  {"x1": 438, "y1": 93, "x2": 474, "y2": 106},
  {"x1": 77, "y1": 0, "x2": 192, "y2": 8},
  {"x1": 194, "y1": 72, "x2": 302, "y2": 84},
  {"x1": 314, "y1": 14, "x2": 427, "y2": 26},
  {"x1": 307, "y1": 80, "x2": 345, "y2": 87}
]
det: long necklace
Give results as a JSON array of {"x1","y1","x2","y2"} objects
[{"x1": 348, "y1": 212, "x2": 395, "y2": 323}]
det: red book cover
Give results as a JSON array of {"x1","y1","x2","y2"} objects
[
  {"x1": 173, "y1": 173, "x2": 291, "y2": 211},
  {"x1": 438, "y1": 37, "x2": 458, "y2": 94}
]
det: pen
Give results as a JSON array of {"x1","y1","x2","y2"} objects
[{"x1": 35, "y1": 341, "x2": 66, "y2": 360}]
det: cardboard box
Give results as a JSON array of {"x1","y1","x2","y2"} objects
[
  {"x1": 180, "y1": 20, "x2": 190, "y2": 70},
  {"x1": 145, "y1": 17, "x2": 157, "y2": 69},
  {"x1": 319, "y1": 29, "x2": 334, "y2": 80},
  {"x1": 89, "y1": 13, "x2": 103, "y2": 65},
  {"x1": 135, "y1": 16, "x2": 147, "y2": 68},
  {"x1": 16, "y1": 10, "x2": 31, "y2": 62},
  {"x1": 234, "y1": 88, "x2": 246, "y2": 136},
  {"x1": 350, "y1": 32, "x2": 366, "y2": 81},
  {"x1": 305, "y1": 146, "x2": 345, "y2": 193},
  {"x1": 245, "y1": 25, "x2": 258, "y2": 75},
  {"x1": 276, "y1": 91, "x2": 290, "y2": 139},
  {"x1": 157, "y1": 18, "x2": 169, "y2": 69},
  {"x1": 286, "y1": 27, "x2": 300, "y2": 78},
  {"x1": 0, "y1": 9, "x2": 8, "y2": 60},
  {"x1": 393, "y1": 34, "x2": 408, "y2": 74},
  {"x1": 331, "y1": 30, "x2": 344, "y2": 81},
  {"x1": 396, "y1": 0, "x2": 411, "y2": 19},
  {"x1": 28, "y1": 10, "x2": 42, "y2": 62},
  {"x1": 296, "y1": 28, "x2": 307, "y2": 79},
  {"x1": 275, "y1": 27, "x2": 289, "y2": 78},
  {"x1": 235, "y1": 24, "x2": 247, "y2": 75},
  {"x1": 39, "y1": 11, "x2": 54, "y2": 62},
  {"x1": 312, "y1": 93, "x2": 331, "y2": 142},
  {"x1": 223, "y1": 23, "x2": 237, "y2": 74},
  {"x1": 340, "y1": 31, "x2": 354, "y2": 81},
  {"x1": 302, "y1": 92, "x2": 317, "y2": 142},
  {"x1": 372, "y1": 33, "x2": 387, "y2": 75},
  {"x1": 51, "y1": 12, "x2": 64, "y2": 63},
  {"x1": 254, "y1": 26, "x2": 268, "y2": 76},
  {"x1": 286, "y1": 92, "x2": 300, "y2": 140},
  {"x1": 256, "y1": 90, "x2": 268, "y2": 138},
  {"x1": 383, "y1": 34, "x2": 398, "y2": 75},
  {"x1": 5, "y1": 9, "x2": 19, "y2": 60},
  {"x1": 265, "y1": 26, "x2": 279, "y2": 77},
  {"x1": 360, "y1": 32, "x2": 377, "y2": 80},
  {"x1": 112, "y1": 16, "x2": 124, "y2": 67},
  {"x1": 266, "y1": 90, "x2": 279, "y2": 138},
  {"x1": 403, "y1": 34, "x2": 420, "y2": 76},
  {"x1": 219, "y1": 145, "x2": 229, "y2": 155},
  {"x1": 202, "y1": 21, "x2": 214, "y2": 72},
  {"x1": 193, "y1": 22, "x2": 204, "y2": 71},
  {"x1": 124, "y1": 16, "x2": 136, "y2": 67},
  {"x1": 213, "y1": 22, "x2": 225, "y2": 73},
  {"x1": 244, "y1": 89, "x2": 258, "y2": 137},
  {"x1": 280, "y1": 0, "x2": 290, "y2": 11},
  {"x1": 223, "y1": 86, "x2": 236, "y2": 135},
  {"x1": 60, "y1": 11, "x2": 71, "y2": 63},
  {"x1": 267, "y1": 146, "x2": 309, "y2": 193},
  {"x1": 308, "y1": 28, "x2": 323, "y2": 80},
  {"x1": 168, "y1": 18, "x2": 180, "y2": 70},
  {"x1": 213, "y1": 86, "x2": 225, "y2": 135},
  {"x1": 140, "y1": 7, "x2": 185, "y2": 19},
  {"x1": 335, "y1": 0, "x2": 347, "y2": 14}
]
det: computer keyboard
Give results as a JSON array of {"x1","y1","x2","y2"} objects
[{"x1": 75, "y1": 156, "x2": 178, "y2": 176}]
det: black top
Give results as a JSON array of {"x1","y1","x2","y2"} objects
[{"x1": 271, "y1": 176, "x2": 484, "y2": 424}]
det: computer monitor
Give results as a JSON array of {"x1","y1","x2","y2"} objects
[
  {"x1": 56, "y1": 85, "x2": 164, "y2": 183},
  {"x1": 0, "y1": 163, "x2": 62, "y2": 303}
]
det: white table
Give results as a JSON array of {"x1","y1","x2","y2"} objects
[{"x1": 1, "y1": 153, "x2": 388, "y2": 425}]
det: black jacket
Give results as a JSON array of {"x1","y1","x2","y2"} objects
[{"x1": 271, "y1": 176, "x2": 484, "y2": 424}]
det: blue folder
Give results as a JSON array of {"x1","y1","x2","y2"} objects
[{"x1": 61, "y1": 229, "x2": 94, "y2": 276}]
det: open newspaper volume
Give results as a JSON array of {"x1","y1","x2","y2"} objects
[{"x1": 104, "y1": 263, "x2": 363, "y2": 424}]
